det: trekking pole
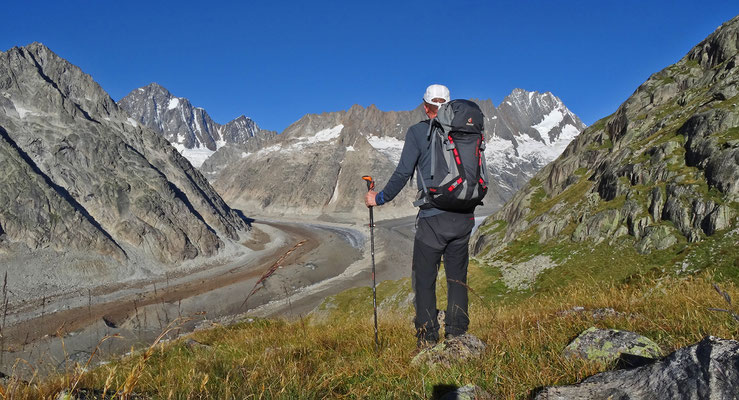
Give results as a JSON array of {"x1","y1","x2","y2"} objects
[{"x1": 362, "y1": 175, "x2": 380, "y2": 351}]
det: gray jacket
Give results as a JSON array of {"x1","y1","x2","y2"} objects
[{"x1": 375, "y1": 119, "x2": 444, "y2": 218}]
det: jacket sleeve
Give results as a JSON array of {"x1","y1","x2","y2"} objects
[{"x1": 376, "y1": 127, "x2": 421, "y2": 205}]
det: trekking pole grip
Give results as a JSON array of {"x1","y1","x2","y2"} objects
[{"x1": 362, "y1": 175, "x2": 374, "y2": 191}]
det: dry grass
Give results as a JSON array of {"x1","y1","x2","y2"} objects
[{"x1": 3, "y1": 268, "x2": 737, "y2": 399}]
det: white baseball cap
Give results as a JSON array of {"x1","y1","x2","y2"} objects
[{"x1": 423, "y1": 84, "x2": 450, "y2": 107}]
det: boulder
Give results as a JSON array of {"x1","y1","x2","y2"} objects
[
  {"x1": 412, "y1": 334, "x2": 486, "y2": 368},
  {"x1": 562, "y1": 327, "x2": 661, "y2": 364},
  {"x1": 536, "y1": 336, "x2": 739, "y2": 399},
  {"x1": 635, "y1": 225, "x2": 678, "y2": 254}
]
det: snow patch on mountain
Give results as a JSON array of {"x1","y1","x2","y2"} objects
[
  {"x1": 300, "y1": 124, "x2": 343, "y2": 143},
  {"x1": 516, "y1": 124, "x2": 579, "y2": 164},
  {"x1": 167, "y1": 97, "x2": 180, "y2": 110},
  {"x1": 329, "y1": 167, "x2": 342, "y2": 205},
  {"x1": 173, "y1": 143, "x2": 215, "y2": 168},
  {"x1": 256, "y1": 144, "x2": 283, "y2": 155},
  {"x1": 532, "y1": 109, "x2": 564, "y2": 140},
  {"x1": 559, "y1": 124, "x2": 580, "y2": 141},
  {"x1": 367, "y1": 135, "x2": 404, "y2": 164},
  {"x1": 280, "y1": 124, "x2": 345, "y2": 152},
  {"x1": 485, "y1": 135, "x2": 516, "y2": 169}
]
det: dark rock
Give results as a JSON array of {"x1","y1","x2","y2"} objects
[
  {"x1": 536, "y1": 336, "x2": 739, "y2": 400},
  {"x1": 704, "y1": 146, "x2": 739, "y2": 198},
  {"x1": 562, "y1": 327, "x2": 662, "y2": 364},
  {"x1": 437, "y1": 384, "x2": 493, "y2": 400}
]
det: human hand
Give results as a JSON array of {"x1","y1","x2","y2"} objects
[{"x1": 365, "y1": 190, "x2": 377, "y2": 207}]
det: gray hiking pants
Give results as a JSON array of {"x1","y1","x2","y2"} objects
[{"x1": 412, "y1": 211, "x2": 474, "y2": 341}]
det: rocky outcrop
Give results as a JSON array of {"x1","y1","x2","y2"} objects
[
  {"x1": 473, "y1": 15, "x2": 739, "y2": 269},
  {"x1": 536, "y1": 336, "x2": 739, "y2": 399},
  {"x1": 0, "y1": 43, "x2": 248, "y2": 302},
  {"x1": 562, "y1": 327, "x2": 662, "y2": 364}
]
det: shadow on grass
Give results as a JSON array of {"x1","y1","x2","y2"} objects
[{"x1": 431, "y1": 384, "x2": 459, "y2": 399}]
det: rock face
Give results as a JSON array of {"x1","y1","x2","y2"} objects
[
  {"x1": 562, "y1": 327, "x2": 662, "y2": 364},
  {"x1": 118, "y1": 83, "x2": 276, "y2": 171},
  {"x1": 536, "y1": 336, "x2": 739, "y2": 399},
  {"x1": 472, "y1": 15, "x2": 739, "y2": 279},
  {"x1": 213, "y1": 91, "x2": 585, "y2": 220},
  {"x1": 0, "y1": 43, "x2": 247, "y2": 303}
]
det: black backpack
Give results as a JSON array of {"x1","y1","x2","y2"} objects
[{"x1": 413, "y1": 99, "x2": 488, "y2": 213}]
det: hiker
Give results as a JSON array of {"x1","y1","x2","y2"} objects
[{"x1": 364, "y1": 84, "x2": 485, "y2": 347}]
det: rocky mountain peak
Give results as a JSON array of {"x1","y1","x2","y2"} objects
[
  {"x1": 688, "y1": 15, "x2": 739, "y2": 69},
  {"x1": 7, "y1": 42, "x2": 119, "y2": 123},
  {"x1": 119, "y1": 84, "x2": 275, "y2": 169},
  {"x1": 0, "y1": 43, "x2": 248, "y2": 303}
]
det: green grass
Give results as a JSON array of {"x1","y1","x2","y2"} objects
[
  {"x1": 530, "y1": 187, "x2": 547, "y2": 209},
  {"x1": 479, "y1": 219, "x2": 507, "y2": 236},
  {"x1": 718, "y1": 126, "x2": 739, "y2": 145},
  {"x1": 587, "y1": 117, "x2": 609, "y2": 133},
  {"x1": 13, "y1": 262, "x2": 739, "y2": 399},
  {"x1": 526, "y1": 177, "x2": 593, "y2": 221},
  {"x1": 573, "y1": 168, "x2": 589, "y2": 177}
]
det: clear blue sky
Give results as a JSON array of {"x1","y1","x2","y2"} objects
[{"x1": 2, "y1": 1, "x2": 737, "y2": 132}]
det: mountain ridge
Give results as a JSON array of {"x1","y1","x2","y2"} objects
[
  {"x1": 119, "y1": 83, "x2": 276, "y2": 169},
  {"x1": 471, "y1": 15, "x2": 739, "y2": 285},
  {"x1": 211, "y1": 90, "x2": 586, "y2": 219}
]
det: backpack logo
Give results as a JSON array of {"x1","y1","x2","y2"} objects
[{"x1": 467, "y1": 117, "x2": 473, "y2": 126}]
